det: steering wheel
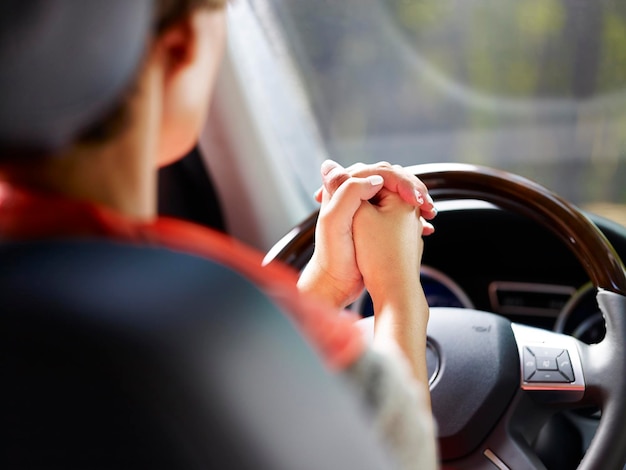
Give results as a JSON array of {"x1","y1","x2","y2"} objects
[{"x1": 265, "y1": 163, "x2": 626, "y2": 470}]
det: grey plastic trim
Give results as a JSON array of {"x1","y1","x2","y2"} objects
[
  {"x1": 554, "y1": 282, "x2": 596, "y2": 334},
  {"x1": 511, "y1": 323, "x2": 585, "y2": 401},
  {"x1": 483, "y1": 449, "x2": 511, "y2": 470},
  {"x1": 489, "y1": 281, "x2": 575, "y2": 317},
  {"x1": 421, "y1": 265, "x2": 474, "y2": 309}
]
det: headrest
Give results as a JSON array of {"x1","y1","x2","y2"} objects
[{"x1": 0, "y1": 0, "x2": 152, "y2": 152}]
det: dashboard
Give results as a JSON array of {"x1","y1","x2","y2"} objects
[{"x1": 354, "y1": 200, "x2": 626, "y2": 347}]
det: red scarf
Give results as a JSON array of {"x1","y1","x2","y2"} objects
[{"x1": 0, "y1": 183, "x2": 364, "y2": 369}]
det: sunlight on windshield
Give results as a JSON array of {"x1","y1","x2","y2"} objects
[{"x1": 252, "y1": 0, "x2": 626, "y2": 226}]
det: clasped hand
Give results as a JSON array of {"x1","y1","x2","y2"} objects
[{"x1": 298, "y1": 160, "x2": 436, "y2": 310}]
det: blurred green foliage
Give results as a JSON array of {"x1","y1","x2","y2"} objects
[{"x1": 266, "y1": 0, "x2": 626, "y2": 215}]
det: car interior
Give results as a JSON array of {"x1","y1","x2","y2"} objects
[
  {"x1": 163, "y1": 2, "x2": 626, "y2": 468},
  {"x1": 4, "y1": 0, "x2": 626, "y2": 469}
]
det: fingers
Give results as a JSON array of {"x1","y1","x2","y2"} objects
[
  {"x1": 315, "y1": 160, "x2": 438, "y2": 220},
  {"x1": 421, "y1": 207, "x2": 437, "y2": 222},
  {"x1": 370, "y1": 189, "x2": 435, "y2": 236},
  {"x1": 422, "y1": 217, "x2": 435, "y2": 236},
  {"x1": 319, "y1": 174, "x2": 385, "y2": 229},
  {"x1": 316, "y1": 159, "x2": 350, "y2": 201},
  {"x1": 357, "y1": 162, "x2": 435, "y2": 216}
]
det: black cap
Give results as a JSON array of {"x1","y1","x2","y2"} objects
[{"x1": 0, "y1": 0, "x2": 153, "y2": 152}]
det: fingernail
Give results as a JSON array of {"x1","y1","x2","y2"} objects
[
  {"x1": 426, "y1": 193, "x2": 435, "y2": 206},
  {"x1": 414, "y1": 189, "x2": 424, "y2": 204},
  {"x1": 369, "y1": 175, "x2": 384, "y2": 186},
  {"x1": 321, "y1": 159, "x2": 337, "y2": 176}
]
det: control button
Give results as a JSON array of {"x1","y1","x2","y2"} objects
[
  {"x1": 536, "y1": 356, "x2": 558, "y2": 371},
  {"x1": 523, "y1": 348, "x2": 536, "y2": 381},
  {"x1": 557, "y1": 351, "x2": 575, "y2": 382},
  {"x1": 528, "y1": 347, "x2": 563, "y2": 359},
  {"x1": 528, "y1": 371, "x2": 570, "y2": 383}
]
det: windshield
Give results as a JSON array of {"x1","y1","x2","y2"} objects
[{"x1": 251, "y1": 0, "x2": 626, "y2": 226}]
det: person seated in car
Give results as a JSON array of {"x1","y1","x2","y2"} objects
[{"x1": 0, "y1": 0, "x2": 437, "y2": 468}]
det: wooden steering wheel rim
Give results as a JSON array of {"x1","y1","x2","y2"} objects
[{"x1": 268, "y1": 163, "x2": 626, "y2": 295}]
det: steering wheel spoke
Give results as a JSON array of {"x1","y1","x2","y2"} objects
[
  {"x1": 446, "y1": 394, "x2": 551, "y2": 469},
  {"x1": 511, "y1": 323, "x2": 585, "y2": 404}
]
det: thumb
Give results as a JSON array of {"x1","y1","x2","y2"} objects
[
  {"x1": 315, "y1": 159, "x2": 350, "y2": 203},
  {"x1": 321, "y1": 175, "x2": 384, "y2": 226}
]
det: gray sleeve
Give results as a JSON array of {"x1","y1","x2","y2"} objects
[{"x1": 343, "y1": 346, "x2": 440, "y2": 470}]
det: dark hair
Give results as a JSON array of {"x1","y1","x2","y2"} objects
[
  {"x1": 156, "y1": 0, "x2": 227, "y2": 32},
  {"x1": 77, "y1": 0, "x2": 227, "y2": 146}
]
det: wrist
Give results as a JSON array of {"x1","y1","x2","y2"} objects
[
  {"x1": 367, "y1": 274, "x2": 424, "y2": 319},
  {"x1": 298, "y1": 257, "x2": 353, "y2": 309},
  {"x1": 371, "y1": 288, "x2": 430, "y2": 384}
]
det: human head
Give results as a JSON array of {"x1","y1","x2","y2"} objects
[
  {"x1": 149, "y1": 0, "x2": 229, "y2": 167},
  {"x1": 0, "y1": 0, "x2": 227, "y2": 165}
]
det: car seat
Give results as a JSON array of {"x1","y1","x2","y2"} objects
[{"x1": 0, "y1": 240, "x2": 395, "y2": 469}]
